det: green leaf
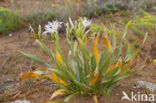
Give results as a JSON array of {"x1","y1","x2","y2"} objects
[
  {"x1": 117, "y1": 42, "x2": 123, "y2": 58},
  {"x1": 130, "y1": 47, "x2": 141, "y2": 58},
  {"x1": 38, "y1": 41, "x2": 54, "y2": 60},
  {"x1": 100, "y1": 56, "x2": 110, "y2": 75},
  {"x1": 91, "y1": 55, "x2": 96, "y2": 71},
  {"x1": 122, "y1": 21, "x2": 131, "y2": 38},
  {"x1": 99, "y1": 51, "x2": 108, "y2": 69},
  {"x1": 125, "y1": 41, "x2": 141, "y2": 61},
  {"x1": 48, "y1": 66, "x2": 70, "y2": 80},
  {"x1": 106, "y1": 67, "x2": 119, "y2": 78},
  {"x1": 106, "y1": 82, "x2": 116, "y2": 96},
  {"x1": 64, "y1": 92, "x2": 80, "y2": 102},
  {"x1": 113, "y1": 72, "x2": 136, "y2": 82},
  {"x1": 78, "y1": 38, "x2": 90, "y2": 58},
  {"x1": 112, "y1": 33, "x2": 116, "y2": 50},
  {"x1": 99, "y1": 51, "x2": 108, "y2": 76},
  {"x1": 101, "y1": 78, "x2": 112, "y2": 84},
  {"x1": 18, "y1": 51, "x2": 44, "y2": 64}
]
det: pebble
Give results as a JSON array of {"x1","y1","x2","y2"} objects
[
  {"x1": 9, "y1": 33, "x2": 13, "y2": 37},
  {"x1": 134, "y1": 81, "x2": 156, "y2": 92},
  {"x1": 12, "y1": 100, "x2": 31, "y2": 103}
]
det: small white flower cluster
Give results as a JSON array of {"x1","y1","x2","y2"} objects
[
  {"x1": 80, "y1": 17, "x2": 92, "y2": 28},
  {"x1": 42, "y1": 17, "x2": 92, "y2": 36},
  {"x1": 43, "y1": 21, "x2": 63, "y2": 36}
]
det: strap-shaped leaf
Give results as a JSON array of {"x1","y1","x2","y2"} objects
[
  {"x1": 51, "y1": 71, "x2": 59, "y2": 83},
  {"x1": 64, "y1": 92, "x2": 80, "y2": 102},
  {"x1": 117, "y1": 42, "x2": 123, "y2": 58},
  {"x1": 93, "y1": 36, "x2": 99, "y2": 64},
  {"x1": 78, "y1": 38, "x2": 90, "y2": 58},
  {"x1": 47, "y1": 67, "x2": 70, "y2": 80},
  {"x1": 49, "y1": 89, "x2": 68, "y2": 100},
  {"x1": 99, "y1": 51, "x2": 108, "y2": 67},
  {"x1": 112, "y1": 33, "x2": 116, "y2": 50},
  {"x1": 55, "y1": 50, "x2": 64, "y2": 66},
  {"x1": 19, "y1": 51, "x2": 44, "y2": 64},
  {"x1": 113, "y1": 72, "x2": 135, "y2": 82},
  {"x1": 91, "y1": 55, "x2": 96, "y2": 71},
  {"x1": 117, "y1": 58, "x2": 122, "y2": 70},
  {"x1": 19, "y1": 72, "x2": 38, "y2": 83},
  {"x1": 102, "y1": 36, "x2": 112, "y2": 52},
  {"x1": 90, "y1": 72, "x2": 99, "y2": 83},
  {"x1": 105, "y1": 64, "x2": 116, "y2": 75},
  {"x1": 106, "y1": 67, "x2": 119, "y2": 78},
  {"x1": 37, "y1": 40, "x2": 54, "y2": 60}
]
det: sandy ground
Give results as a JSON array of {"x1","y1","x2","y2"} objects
[
  {"x1": 0, "y1": 0, "x2": 156, "y2": 103},
  {"x1": 0, "y1": 0, "x2": 62, "y2": 15}
]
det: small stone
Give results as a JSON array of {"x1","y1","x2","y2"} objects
[
  {"x1": 12, "y1": 100, "x2": 31, "y2": 103},
  {"x1": 136, "y1": 81, "x2": 156, "y2": 92},
  {"x1": 9, "y1": 34, "x2": 13, "y2": 37}
]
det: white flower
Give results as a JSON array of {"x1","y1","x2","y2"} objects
[
  {"x1": 43, "y1": 21, "x2": 63, "y2": 36},
  {"x1": 80, "y1": 17, "x2": 92, "y2": 28}
]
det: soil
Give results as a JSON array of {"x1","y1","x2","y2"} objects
[
  {"x1": 0, "y1": 0, "x2": 156, "y2": 103},
  {"x1": 0, "y1": 0, "x2": 62, "y2": 15}
]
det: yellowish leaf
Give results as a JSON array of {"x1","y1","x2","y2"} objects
[
  {"x1": 50, "y1": 65, "x2": 68, "y2": 86},
  {"x1": 49, "y1": 65, "x2": 59, "y2": 83},
  {"x1": 102, "y1": 36, "x2": 112, "y2": 52},
  {"x1": 55, "y1": 51, "x2": 64, "y2": 66},
  {"x1": 19, "y1": 72, "x2": 38, "y2": 83},
  {"x1": 35, "y1": 67, "x2": 47, "y2": 71},
  {"x1": 127, "y1": 54, "x2": 139, "y2": 66},
  {"x1": 93, "y1": 95, "x2": 99, "y2": 103},
  {"x1": 103, "y1": 26, "x2": 107, "y2": 35},
  {"x1": 51, "y1": 71, "x2": 59, "y2": 83},
  {"x1": 93, "y1": 36, "x2": 99, "y2": 63},
  {"x1": 117, "y1": 59, "x2": 122, "y2": 70},
  {"x1": 90, "y1": 72, "x2": 99, "y2": 83},
  {"x1": 54, "y1": 64, "x2": 58, "y2": 69},
  {"x1": 49, "y1": 89, "x2": 68, "y2": 100},
  {"x1": 40, "y1": 75, "x2": 52, "y2": 80},
  {"x1": 59, "y1": 79, "x2": 68, "y2": 86},
  {"x1": 78, "y1": 38, "x2": 83, "y2": 46},
  {"x1": 105, "y1": 64, "x2": 116, "y2": 75}
]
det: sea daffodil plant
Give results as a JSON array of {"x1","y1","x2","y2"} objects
[{"x1": 19, "y1": 19, "x2": 143, "y2": 103}]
